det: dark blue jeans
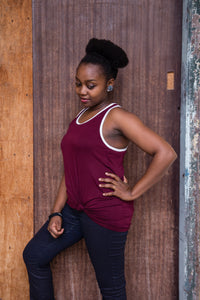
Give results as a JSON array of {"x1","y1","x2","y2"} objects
[{"x1": 23, "y1": 203, "x2": 128, "y2": 300}]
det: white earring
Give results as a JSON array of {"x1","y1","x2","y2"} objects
[{"x1": 107, "y1": 85, "x2": 113, "y2": 92}]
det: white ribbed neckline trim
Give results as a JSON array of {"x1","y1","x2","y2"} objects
[{"x1": 76, "y1": 103, "x2": 116, "y2": 125}]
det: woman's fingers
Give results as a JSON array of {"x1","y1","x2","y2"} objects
[
  {"x1": 105, "y1": 172, "x2": 120, "y2": 181},
  {"x1": 48, "y1": 227, "x2": 64, "y2": 238},
  {"x1": 99, "y1": 172, "x2": 120, "y2": 185},
  {"x1": 98, "y1": 172, "x2": 133, "y2": 201},
  {"x1": 123, "y1": 175, "x2": 128, "y2": 183},
  {"x1": 98, "y1": 173, "x2": 122, "y2": 188},
  {"x1": 48, "y1": 217, "x2": 64, "y2": 238}
]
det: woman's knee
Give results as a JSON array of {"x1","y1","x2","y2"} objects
[
  {"x1": 22, "y1": 243, "x2": 29, "y2": 265},
  {"x1": 23, "y1": 240, "x2": 40, "y2": 267},
  {"x1": 22, "y1": 232, "x2": 49, "y2": 268}
]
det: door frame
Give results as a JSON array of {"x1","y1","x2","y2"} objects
[{"x1": 180, "y1": 0, "x2": 200, "y2": 298}]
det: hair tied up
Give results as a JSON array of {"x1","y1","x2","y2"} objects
[{"x1": 86, "y1": 38, "x2": 129, "y2": 69}]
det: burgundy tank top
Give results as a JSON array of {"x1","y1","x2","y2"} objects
[{"x1": 61, "y1": 103, "x2": 134, "y2": 232}]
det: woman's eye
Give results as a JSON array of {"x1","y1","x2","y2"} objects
[
  {"x1": 87, "y1": 85, "x2": 95, "y2": 90},
  {"x1": 75, "y1": 82, "x2": 81, "y2": 87}
]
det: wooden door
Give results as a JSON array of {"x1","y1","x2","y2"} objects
[{"x1": 33, "y1": 1, "x2": 182, "y2": 299}]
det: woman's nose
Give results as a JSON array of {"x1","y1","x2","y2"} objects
[{"x1": 79, "y1": 85, "x2": 87, "y2": 95}]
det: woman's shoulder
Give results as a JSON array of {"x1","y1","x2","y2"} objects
[{"x1": 109, "y1": 105, "x2": 140, "y2": 124}]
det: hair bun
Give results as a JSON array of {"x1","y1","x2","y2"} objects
[{"x1": 85, "y1": 38, "x2": 129, "y2": 69}]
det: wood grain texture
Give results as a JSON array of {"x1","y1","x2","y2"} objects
[
  {"x1": 0, "y1": 0, "x2": 33, "y2": 299},
  {"x1": 32, "y1": 0, "x2": 182, "y2": 299}
]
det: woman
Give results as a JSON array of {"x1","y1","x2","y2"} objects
[{"x1": 23, "y1": 38, "x2": 177, "y2": 300}]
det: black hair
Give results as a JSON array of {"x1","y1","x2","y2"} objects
[{"x1": 78, "y1": 38, "x2": 129, "y2": 80}]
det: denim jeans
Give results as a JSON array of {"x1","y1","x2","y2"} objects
[{"x1": 23, "y1": 203, "x2": 128, "y2": 300}]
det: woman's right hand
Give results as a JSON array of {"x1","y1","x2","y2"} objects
[{"x1": 48, "y1": 216, "x2": 64, "y2": 238}]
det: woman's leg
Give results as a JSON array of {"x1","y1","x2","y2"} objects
[
  {"x1": 23, "y1": 204, "x2": 83, "y2": 300},
  {"x1": 80, "y1": 212, "x2": 128, "y2": 300}
]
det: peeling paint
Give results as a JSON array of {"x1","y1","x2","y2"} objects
[{"x1": 180, "y1": 0, "x2": 200, "y2": 299}]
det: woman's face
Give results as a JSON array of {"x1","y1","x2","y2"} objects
[{"x1": 75, "y1": 63, "x2": 112, "y2": 109}]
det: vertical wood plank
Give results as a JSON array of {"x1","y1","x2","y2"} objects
[
  {"x1": 180, "y1": 0, "x2": 200, "y2": 298},
  {"x1": 0, "y1": 0, "x2": 33, "y2": 299},
  {"x1": 32, "y1": 0, "x2": 182, "y2": 299}
]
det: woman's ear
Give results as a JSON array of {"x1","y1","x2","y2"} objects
[
  {"x1": 106, "y1": 78, "x2": 115, "y2": 92},
  {"x1": 107, "y1": 78, "x2": 115, "y2": 88}
]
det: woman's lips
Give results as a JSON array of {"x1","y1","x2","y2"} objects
[{"x1": 81, "y1": 98, "x2": 90, "y2": 103}]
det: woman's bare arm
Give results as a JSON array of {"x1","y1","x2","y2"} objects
[
  {"x1": 99, "y1": 108, "x2": 177, "y2": 201},
  {"x1": 48, "y1": 174, "x2": 67, "y2": 238},
  {"x1": 51, "y1": 174, "x2": 67, "y2": 213}
]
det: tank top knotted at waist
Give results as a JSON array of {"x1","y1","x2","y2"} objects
[{"x1": 61, "y1": 103, "x2": 134, "y2": 232}]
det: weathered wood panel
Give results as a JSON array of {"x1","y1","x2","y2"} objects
[
  {"x1": 0, "y1": 0, "x2": 33, "y2": 299},
  {"x1": 180, "y1": 0, "x2": 200, "y2": 298},
  {"x1": 32, "y1": 0, "x2": 182, "y2": 299}
]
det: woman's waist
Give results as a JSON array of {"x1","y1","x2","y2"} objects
[{"x1": 67, "y1": 192, "x2": 133, "y2": 210}]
